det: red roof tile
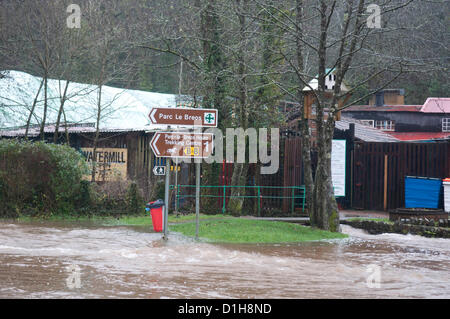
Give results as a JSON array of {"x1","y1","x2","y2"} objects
[{"x1": 387, "y1": 132, "x2": 450, "y2": 141}]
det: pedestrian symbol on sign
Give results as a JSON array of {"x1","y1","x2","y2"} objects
[
  {"x1": 204, "y1": 112, "x2": 215, "y2": 125},
  {"x1": 153, "y1": 166, "x2": 166, "y2": 176}
]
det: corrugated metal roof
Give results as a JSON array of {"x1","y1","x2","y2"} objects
[
  {"x1": 0, "y1": 70, "x2": 194, "y2": 131},
  {"x1": 0, "y1": 123, "x2": 151, "y2": 137},
  {"x1": 343, "y1": 105, "x2": 422, "y2": 112},
  {"x1": 336, "y1": 117, "x2": 399, "y2": 142}
]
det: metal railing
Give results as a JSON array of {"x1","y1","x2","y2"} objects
[{"x1": 169, "y1": 184, "x2": 306, "y2": 216}]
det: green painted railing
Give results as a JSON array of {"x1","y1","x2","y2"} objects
[{"x1": 169, "y1": 185, "x2": 306, "y2": 216}]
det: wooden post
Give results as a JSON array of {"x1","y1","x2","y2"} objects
[{"x1": 304, "y1": 92, "x2": 314, "y2": 119}]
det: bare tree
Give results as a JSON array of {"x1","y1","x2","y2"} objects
[
  {"x1": 254, "y1": 0, "x2": 420, "y2": 231},
  {"x1": 0, "y1": 0, "x2": 89, "y2": 140},
  {"x1": 83, "y1": 0, "x2": 136, "y2": 182}
]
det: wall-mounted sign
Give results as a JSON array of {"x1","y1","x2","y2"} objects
[
  {"x1": 331, "y1": 140, "x2": 346, "y2": 197},
  {"x1": 80, "y1": 148, "x2": 127, "y2": 181}
]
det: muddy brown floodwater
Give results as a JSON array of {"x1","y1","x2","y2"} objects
[{"x1": 0, "y1": 221, "x2": 449, "y2": 298}]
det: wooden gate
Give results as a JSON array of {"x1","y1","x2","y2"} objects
[{"x1": 283, "y1": 137, "x2": 303, "y2": 212}]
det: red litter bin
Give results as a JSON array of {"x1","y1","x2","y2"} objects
[{"x1": 145, "y1": 199, "x2": 165, "y2": 232}]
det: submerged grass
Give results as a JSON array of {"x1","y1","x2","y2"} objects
[
  {"x1": 9, "y1": 212, "x2": 229, "y2": 226},
  {"x1": 170, "y1": 217, "x2": 348, "y2": 243},
  {"x1": 5, "y1": 213, "x2": 348, "y2": 243},
  {"x1": 101, "y1": 213, "x2": 229, "y2": 226}
]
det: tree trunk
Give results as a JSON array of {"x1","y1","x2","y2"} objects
[
  {"x1": 25, "y1": 78, "x2": 44, "y2": 138},
  {"x1": 311, "y1": 127, "x2": 339, "y2": 232},
  {"x1": 53, "y1": 80, "x2": 70, "y2": 143},
  {"x1": 91, "y1": 84, "x2": 103, "y2": 182},
  {"x1": 226, "y1": 0, "x2": 249, "y2": 216},
  {"x1": 39, "y1": 72, "x2": 48, "y2": 140},
  {"x1": 197, "y1": 0, "x2": 229, "y2": 213},
  {"x1": 62, "y1": 106, "x2": 70, "y2": 145},
  {"x1": 306, "y1": 0, "x2": 340, "y2": 232},
  {"x1": 227, "y1": 162, "x2": 248, "y2": 216},
  {"x1": 295, "y1": 0, "x2": 315, "y2": 222}
]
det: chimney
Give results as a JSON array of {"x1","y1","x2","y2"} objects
[
  {"x1": 370, "y1": 89, "x2": 405, "y2": 106},
  {"x1": 375, "y1": 91, "x2": 384, "y2": 107}
]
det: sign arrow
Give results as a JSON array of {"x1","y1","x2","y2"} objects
[
  {"x1": 150, "y1": 132, "x2": 214, "y2": 158},
  {"x1": 148, "y1": 107, "x2": 218, "y2": 127},
  {"x1": 151, "y1": 133, "x2": 161, "y2": 156},
  {"x1": 149, "y1": 108, "x2": 157, "y2": 124}
]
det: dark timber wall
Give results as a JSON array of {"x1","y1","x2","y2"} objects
[
  {"x1": 282, "y1": 136, "x2": 450, "y2": 211},
  {"x1": 352, "y1": 141, "x2": 450, "y2": 210}
]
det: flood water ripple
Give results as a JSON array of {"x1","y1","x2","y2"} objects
[{"x1": 0, "y1": 222, "x2": 448, "y2": 298}]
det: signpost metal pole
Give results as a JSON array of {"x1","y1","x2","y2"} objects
[
  {"x1": 175, "y1": 157, "x2": 178, "y2": 214},
  {"x1": 163, "y1": 158, "x2": 170, "y2": 241},
  {"x1": 195, "y1": 106, "x2": 202, "y2": 240},
  {"x1": 195, "y1": 156, "x2": 200, "y2": 240}
]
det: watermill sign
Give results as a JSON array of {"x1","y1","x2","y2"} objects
[{"x1": 80, "y1": 148, "x2": 127, "y2": 181}]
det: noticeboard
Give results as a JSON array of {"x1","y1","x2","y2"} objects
[{"x1": 331, "y1": 140, "x2": 346, "y2": 197}]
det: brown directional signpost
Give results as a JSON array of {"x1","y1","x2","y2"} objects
[
  {"x1": 149, "y1": 107, "x2": 217, "y2": 127},
  {"x1": 149, "y1": 107, "x2": 217, "y2": 241},
  {"x1": 150, "y1": 132, "x2": 213, "y2": 158}
]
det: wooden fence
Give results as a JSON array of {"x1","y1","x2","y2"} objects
[
  {"x1": 282, "y1": 137, "x2": 304, "y2": 212},
  {"x1": 282, "y1": 138, "x2": 450, "y2": 211},
  {"x1": 352, "y1": 141, "x2": 450, "y2": 210}
]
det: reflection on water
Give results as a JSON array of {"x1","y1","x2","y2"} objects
[{"x1": 0, "y1": 221, "x2": 448, "y2": 298}]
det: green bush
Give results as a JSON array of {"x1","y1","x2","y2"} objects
[
  {"x1": 87, "y1": 179, "x2": 145, "y2": 216},
  {"x1": 153, "y1": 179, "x2": 165, "y2": 200},
  {"x1": 0, "y1": 139, "x2": 89, "y2": 217},
  {"x1": 126, "y1": 182, "x2": 144, "y2": 215}
]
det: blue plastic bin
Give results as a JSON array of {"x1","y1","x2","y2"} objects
[{"x1": 404, "y1": 176, "x2": 442, "y2": 209}]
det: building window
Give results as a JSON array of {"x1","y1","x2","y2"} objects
[
  {"x1": 360, "y1": 120, "x2": 375, "y2": 127},
  {"x1": 375, "y1": 120, "x2": 395, "y2": 131},
  {"x1": 443, "y1": 118, "x2": 450, "y2": 132}
]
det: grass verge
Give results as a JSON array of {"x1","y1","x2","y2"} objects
[
  {"x1": 170, "y1": 217, "x2": 348, "y2": 243},
  {"x1": 102, "y1": 213, "x2": 229, "y2": 226}
]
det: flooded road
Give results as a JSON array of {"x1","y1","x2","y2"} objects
[{"x1": 0, "y1": 221, "x2": 449, "y2": 298}]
